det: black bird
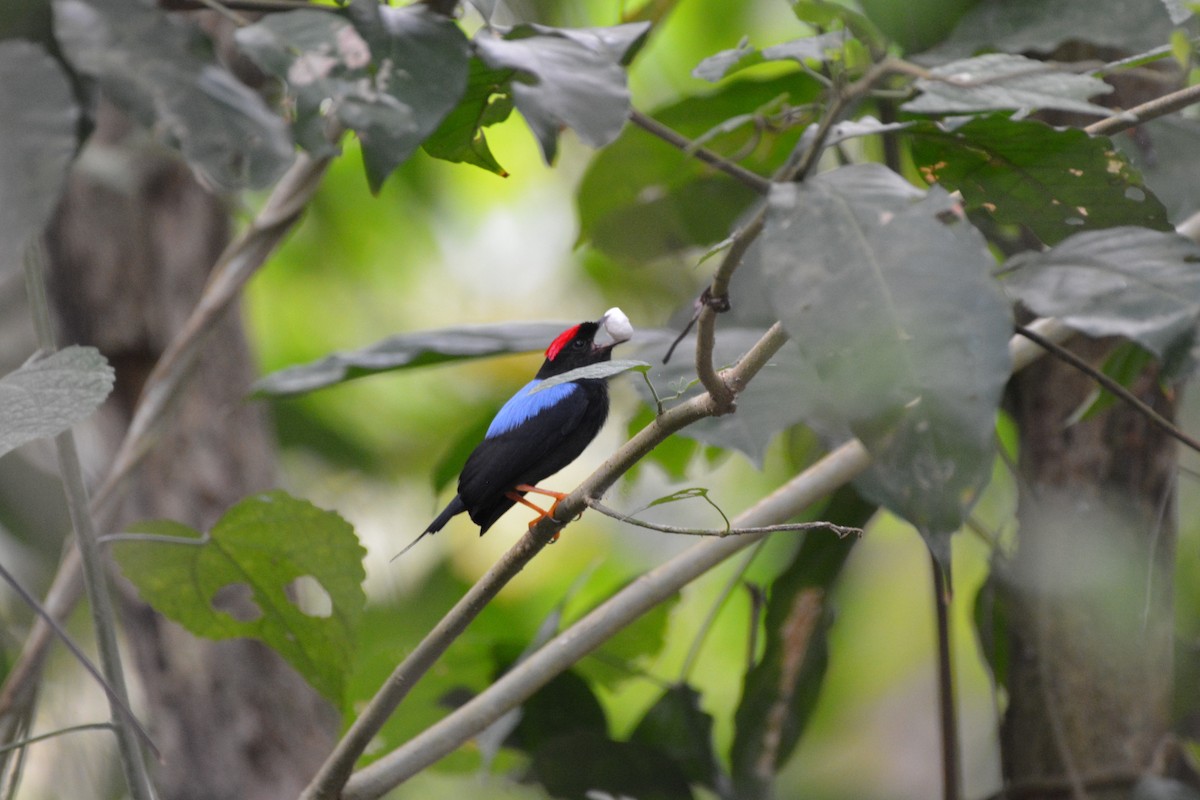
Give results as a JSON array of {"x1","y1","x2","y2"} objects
[{"x1": 403, "y1": 309, "x2": 631, "y2": 554}]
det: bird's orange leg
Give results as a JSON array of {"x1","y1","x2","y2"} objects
[{"x1": 506, "y1": 485, "x2": 572, "y2": 541}]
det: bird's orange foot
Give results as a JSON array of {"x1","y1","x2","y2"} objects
[{"x1": 508, "y1": 485, "x2": 573, "y2": 541}]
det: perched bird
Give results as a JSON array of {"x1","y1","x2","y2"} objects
[{"x1": 402, "y1": 308, "x2": 633, "y2": 554}]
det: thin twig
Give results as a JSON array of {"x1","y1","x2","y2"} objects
[
  {"x1": 300, "y1": 321, "x2": 793, "y2": 800},
  {"x1": 628, "y1": 110, "x2": 772, "y2": 194},
  {"x1": 0, "y1": 723, "x2": 115, "y2": 756},
  {"x1": 587, "y1": 499, "x2": 862, "y2": 538},
  {"x1": 1014, "y1": 324, "x2": 1200, "y2": 456},
  {"x1": 1084, "y1": 81, "x2": 1200, "y2": 137},
  {"x1": 930, "y1": 552, "x2": 961, "y2": 800}
]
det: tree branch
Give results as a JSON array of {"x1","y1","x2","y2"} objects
[
  {"x1": 1084, "y1": 80, "x2": 1200, "y2": 137},
  {"x1": 628, "y1": 109, "x2": 772, "y2": 194}
]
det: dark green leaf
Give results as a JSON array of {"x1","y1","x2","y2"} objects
[
  {"x1": 1066, "y1": 342, "x2": 1156, "y2": 424},
  {"x1": 115, "y1": 491, "x2": 366, "y2": 704},
  {"x1": 252, "y1": 321, "x2": 571, "y2": 397},
  {"x1": 1002, "y1": 226, "x2": 1200, "y2": 367},
  {"x1": 236, "y1": 4, "x2": 469, "y2": 190},
  {"x1": 0, "y1": 347, "x2": 114, "y2": 459},
  {"x1": 421, "y1": 57, "x2": 514, "y2": 175},
  {"x1": 0, "y1": 39, "x2": 77, "y2": 275},
  {"x1": 508, "y1": 669, "x2": 607, "y2": 752},
  {"x1": 578, "y1": 74, "x2": 818, "y2": 264},
  {"x1": 923, "y1": 0, "x2": 1174, "y2": 60},
  {"x1": 529, "y1": 732, "x2": 694, "y2": 800},
  {"x1": 531, "y1": 359, "x2": 649, "y2": 392},
  {"x1": 625, "y1": 405, "x2": 698, "y2": 480},
  {"x1": 909, "y1": 116, "x2": 1171, "y2": 245},
  {"x1": 731, "y1": 487, "x2": 871, "y2": 799},
  {"x1": 1114, "y1": 117, "x2": 1200, "y2": 225},
  {"x1": 474, "y1": 22, "x2": 649, "y2": 163},
  {"x1": 54, "y1": 0, "x2": 293, "y2": 190},
  {"x1": 902, "y1": 53, "x2": 1113, "y2": 115},
  {"x1": 760, "y1": 164, "x2": 1012, "y2": 544},
  {"x1": 972, "y1": 572, "x2": 1009, "y2": 690},
  {"x1": 578, "y1": 593, "x2": 678, "y2": 689},
  {"x1": 630, "y1": 684, "x2": 721, "y2": 789}
]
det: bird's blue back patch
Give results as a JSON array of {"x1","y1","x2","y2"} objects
[{"x1": 486, "y1": 380, "x2": 578, "y2": 438}]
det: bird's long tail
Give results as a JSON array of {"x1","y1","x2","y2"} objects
[{"x1": 392, "y1": 495, "x2": 467, "y2": 561}]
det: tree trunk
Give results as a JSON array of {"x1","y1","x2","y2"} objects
[
  {"x1": 1002, "y1": 335, "x2": 1175, "y2": 798},
  {"x1": 45, "y1": 100, "x2": 337, "y2": 800}
]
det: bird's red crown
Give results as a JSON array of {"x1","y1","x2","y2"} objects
[{"x1": 545, "y1": 324, "x2": 581, "y2": 361}]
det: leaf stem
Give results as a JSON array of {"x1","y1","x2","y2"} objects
[
  {"x1": 628, "y1": 109, "x2": 771, "y2": 194},
  {"x1": 22, "y1": 243, "x2": 157, "y2": 800}
]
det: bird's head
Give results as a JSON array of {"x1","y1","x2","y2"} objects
[{"x1": 536, "y1": 308, "x2": 632, "y2": 379}]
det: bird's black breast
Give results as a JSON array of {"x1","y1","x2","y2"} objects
[{"x1": 458, "y1": 379, "x2": 609, "y2": 532}]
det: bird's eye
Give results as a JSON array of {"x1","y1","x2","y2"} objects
[{"x1": 572, "y1": 339, "x2": 586, "y2": 349}]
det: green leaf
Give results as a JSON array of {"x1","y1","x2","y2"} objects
[
  {"x1": 924, "y1": 0, "x2": 1175, "y2": 60},
  {"x1": 760, "y1": 164, "x2": 1013, "y2": 545},
  {"x1": 731, "y1": 487, "x2": 870, "y2": 799},
  {"x1": 0, "y1": 39, "x2": 77, "y2": 275},
  {"x1": 790, "y1": 0, "x2": 888, "y2": 55},
  {"x1": 236, "y1": 4, "x2": 470, "y2": 191},
  {"x1": 630, "y1": 684, "x2": 721, "y2": 790},
  {"x1": 1113, "y1": 117, "x2": 1200, "y2": 225},
  {"x1": 54, "y1": 0, "x2": 293, "y2": 190},
  {"x1": 528, "y1": 732, "x2": 694, "y2": 800},
  {"x1": 902, "y1": 53, "x2": 1114, "y2": 116},
  {"x1": 530, "y1": 359, "x2": 649, "y2": 392},
  {"x1": 578, "y1": 74, "x2": 818, "y2": 264},
  {"x1": 114, "y1": 491, "x2": 366, "y2": 704},
  {"x1": 421, "y1": 57, "x2": 514, "y2": 175},
  {"x1": 577, "y1": 592, "x2": 678, "y2": 689},
  {"x1": 473, "y1": 22, "x2": 649, "y2": 163},
  {"x1": 972, "y1": 572, "x2": 1009, "y2": 690},
  {"x1": 910, "y1": 116, "x2": 1171, "y2": 246},
  {"x1": 0, "y1": 347, "x2": 114, "y2": 459},
  {"x1": 859, "y1": 0, "x2": 976, "y2": 53},
  {"x1": 1002, "y1": 226, "x2": 1200, "y2": 368},
  {"x1": 252, "y1": 321, "x2": 572, "y2": 397},
  {"x1": 508, "y1": 668, "x2": 608, "y2": 751}
]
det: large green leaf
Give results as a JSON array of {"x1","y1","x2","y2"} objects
[
  {"x1": 922, "y1": 0, "x2": 1175, "y2": 59},
  {"x1": 0, "y1": 39, "x2": 77, "y2": 275},
  {"x1": 473, "y1": 22, "x2": 648, "y2": 163},
  {"x1": 902, "y1": 53, "x2": 1113, "y2": 116},
  {"x1": 252, "y1": 321, "x2": 571, "y2": 397},
  {"x1": 730, "y1": 488, "x2": 871, "y2": 799},
  {"x1": 1002, "y1": 226, "x2": 1200, "y2": 369},
  {"x1": 53, "y1": 0, "x2": 293, "y2": 190},
  {"x1": 0, "y1": 347, "x2": 114, "y2": 459},
  {"x1": 528, "y1": 732, "x2": 694, "y2": 800},
  {"x1": 236, "y1": 3, "x2": 470, "y2": 192},
  {"x1": 909, "y1": 116, "x2": 1170, "y2": 246},
  {"x1": 630, "y1": 684, "x2": 721, "y2": 790},
  {"x1": 578, "y1": 74, "x2": 819, "y2": 265},
  {"x1": 115, "y1": 491, "x2": 366, "y2": 704},
  {"x1": 760, "y1": 164, "x2": 1012, "y2": 553}
]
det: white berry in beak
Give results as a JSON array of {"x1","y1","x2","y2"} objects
[{"x1": 600, "y1": 307, "x2": 633, "y2": 344}]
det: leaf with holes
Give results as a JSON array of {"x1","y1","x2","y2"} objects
[
  {"x1": 0, "y1": 347, "x2": 114, "y2": 459},
  {"x1": 114, "y1": 491, "x2": 366, "y2": 704},
  {"x1": 422, "y1": 57, "x2": 515, "y2": 175},
  {"x1": 909, "y1": 116, "x2": 1170, "y2": 245}
]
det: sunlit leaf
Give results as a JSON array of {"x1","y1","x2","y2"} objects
[
  {"x1": 1002, "y1": 226, "x2": 1200, "y2": 370},
  {"x1": 0, "y1": 347, "x2": 114, "y2": 459},
  {"x1": 910, "y1": 116, "x2": 1170, "y2": 245},
  {"x1": 55, "y1": 0, "x2": 293, "y2": 190},
  {"x1": 0, "y1": 39, "x2": 77, "y2": 275},
  {"x1": 114, "y1": 491, "x2": 366, "y2": 704},
  {"x1": 903, "y1": 53, "x2": 1114, "y2": 115},
  {"x1": 760, "y1": 164, "x2": 1012, "y2": 553},
  {"x1": 421, "y1": 57, "x2": 514, "y2": 175}
]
